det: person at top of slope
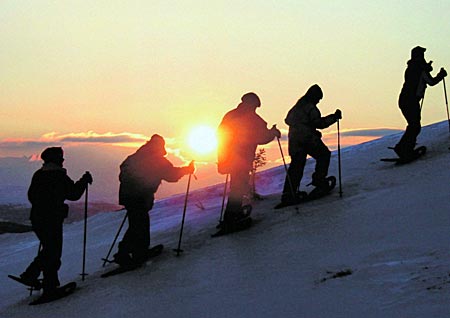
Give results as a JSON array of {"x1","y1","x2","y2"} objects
[{"x1": 394, "y1": 46, "x2": 447, "y2": 160}]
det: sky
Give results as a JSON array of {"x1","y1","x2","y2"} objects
[
  {"x1": 1, "y1": 1, "x2": 449, "y2": 198},
  {"x1": 1, "y1": 121, "x2": 450, "y2": 317}
]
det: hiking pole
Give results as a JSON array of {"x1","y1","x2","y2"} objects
[
  {"x1": 174, "y1": 173, "x2": 193, "y2": 256},
  {"x1": 420, "y1": 91, "x2": 426, "y2": 111},
  {"x1": 218, "y1": 174, "x2": 229, "y2": 225},
  {"x1": 277, "y1": 137, "x2": 299, "y2": 213},
  {"x1": 443, "y1": 77, "x2": 450, "y2": 133},
  {"x1": 80, "y1": 182, "x2": 89, "y2": 281},
  {"x1": 277, "y1": 137, "x2": 296, "y2": 200},
  {"x1": 337, "y1": 120, "x2": 343, "y2": 198},
  {"x1": 101, "y1": 211, "x2": 128, "y2": 267}
]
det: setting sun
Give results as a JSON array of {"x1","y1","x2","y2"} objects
[{"x1": 187, "y1": 125, "x2": 218, "y2": 155}]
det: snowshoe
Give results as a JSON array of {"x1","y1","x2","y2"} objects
[
  {"x1": 8, "y1": 274, "x2": 43, "y2": 290},
  {"x1": 211, "y1": 216, "x2": 253, "y2": 238},
  {"x1": 29, "y1": 282, "x2": 77, "y2": 305},
  {"x1": 381, "y1": 146, "x2": 427, "y2": 164},
  {"x1": 102, "y1": 244, "x2": 164, "y2": 278},
  {"x1": 307, "y1": 176, "x2": 336, "y2": 200},
  {"x1": 216, "y1": 205, "x2": 252, "y2": 229},
  {"x1": 274, "y1": 191, "x2": 308, "y2": 209}
]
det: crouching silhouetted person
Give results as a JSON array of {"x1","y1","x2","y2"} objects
[
  {"x1": 113, "y1": 134, "x2": 194, "y2": 267},
  {"x1": 19, "y1": 147, "x2": 92, "y2": 298}
]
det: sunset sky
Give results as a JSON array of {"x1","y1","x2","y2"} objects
[{"x1": 1, "y1": 1, "x2": 449, "y2": 199}]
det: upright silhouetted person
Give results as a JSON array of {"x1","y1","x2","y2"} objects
[
  {"x1": 217, "y1": 92, "x2": 281, "y2": 229},
  {"x1": 114, "y1": 134, "x2": 194, "y2": 267},
  {"x1": 394, "y1": 46, "x2": 447, "y2": 160},
  {"x1": 18, "y1": 147, "x2": 92, "y2": 299},
  {"x1": 278, "y1": 84, "x2": 341, "y2": 206}
]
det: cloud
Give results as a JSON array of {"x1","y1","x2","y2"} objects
[{"x1": 0, "y1": 131, "x2": 149, "y2": 150}]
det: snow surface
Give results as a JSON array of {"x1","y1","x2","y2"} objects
[{"x1": 1, "y1": 121, "x2": 450, "y2": 318}]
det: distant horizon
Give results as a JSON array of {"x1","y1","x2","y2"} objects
[{"x1": 0, "y1": 125, "x2": 406, "y2": 205}]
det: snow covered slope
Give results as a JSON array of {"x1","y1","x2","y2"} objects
[{"x1": 1, "y1": 121, "x2": 450, "y2": 318}]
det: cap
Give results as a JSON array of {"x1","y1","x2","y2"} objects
[{"x1": 411, "y1": 46, "x2": 426, "y2": 58}]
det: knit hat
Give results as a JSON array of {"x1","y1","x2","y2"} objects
[
  {"x1": 241, "y1": 92, "x2": 261, "y2": 107},
  {"x1": 41, "y1": 147, "x2": 64, "y2": 164}
]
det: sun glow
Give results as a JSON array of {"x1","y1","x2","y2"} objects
[{"x1": 187, "y1": 125, "x2": 218, "y2": 155}]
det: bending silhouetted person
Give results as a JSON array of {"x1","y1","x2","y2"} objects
[
  {"x1": 19, "y1": 147, "x2": 92, "y2": 299},
  {"x1": 279, "y1": 84, "x2": 341, "y2": 206},
  {"x1": 114, "y1": 134, "x2": 194, "y2": 267},
  {"x1": 217, "y1": 92, "x2": 281, "y2": 229},
  {"x1": 394, "y1": 46, "x2": 447, "y2": 160}
]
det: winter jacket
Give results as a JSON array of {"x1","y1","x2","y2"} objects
[
  {"x1": 399, "y1": 59, "x2": 445, "y2": 107},
  {"x1": 119, "y1": 142, "x2": 189, "y2": 210},
  {"x1": 28, "y1": 163, "x2": 87, "y2": 223},
  {"x1": 217, "y1": 103, "x2": 275, "y2": 174},
  {"x1": 285, "y1": 97, "x2": 336, "y2": 156}
]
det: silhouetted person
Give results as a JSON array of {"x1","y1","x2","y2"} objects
[
  {"x1": 18, "y1": 147, "x2": 92, "y2": 299},
  {"x1": 217, "y1": 92, "x2": 281, "y2": 228},
  {"x1": 114, "y1": 134, "x2": 194, "y2": 266},
  {"x1": 279, "y1": 84, "x2": 341, "y2": 205},
  {"x1": 394, "y1": 46, "x2": 447, "y2": 159}
]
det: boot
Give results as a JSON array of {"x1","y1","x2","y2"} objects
[
  {"x1": 113, "y1": 251, "x2": 134, "y2": 267},
  {"x1": 311, "y1": 173, "x2": 329, "y2": 190}
]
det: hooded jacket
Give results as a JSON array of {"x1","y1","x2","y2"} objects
[{"x1": 284, "y1": 97, "x2": 336, "y2": 155}]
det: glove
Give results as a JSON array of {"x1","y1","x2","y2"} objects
[
  {"x1": 270, "y1": 125, "x2": 281, "y2": 139},
  {"x1": 439, "y1": 68, "x2": 447, "y2": 78},
  {"x1": 186, "y1": 160, "x2": 195, "y2": 175},
  {"x1": 81, "y1": 171, "x2": 93, "y2": 185},
  {"x1": 334, "y1": 109, "x2": 342, "y2": 120}
]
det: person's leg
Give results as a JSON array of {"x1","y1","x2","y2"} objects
[
  {"x1": 21, "y1": 226, "x2": 45, "y2": 287},
  {"x1": 309, "y1": 139, "x2": 331, "y2": 188},
  {"x1": 396, "y1": 99, "x2": 421, "y2": 158},
  {"x1": 35, "y1": 221, "x2": 62, "y2": 293},
  {"x1": 281, "y1": 150, "x2": 307, "y2": 202},
  {"x1": 224, "y1": 170, "x2": 250, "y2": 223},
  {"x1": 116, "y1": 203, "x2": 150, "y2": 265}
]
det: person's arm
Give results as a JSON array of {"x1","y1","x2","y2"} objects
[
  {"x1": 162, "y1": 160, "x2": 194, "y2": 183},
  {"x1": 65, "y1": 172, "x2": 92, "y2": 201},
  {"x1": 422, "y1": 68, "x2": 447, "y2": 87},
  {"x1": 310, "y1": 107, "x2": 340, "y2": 130}
]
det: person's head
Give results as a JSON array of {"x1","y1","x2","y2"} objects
[
  {"x1": 304, "y1": 84, "x2": 323, "y2": 104},
  {"x1": 140, "y1": 134, "x2": 167, "y2": 156},
  {"x1": 241, "y1": 92, "x2": 261, "y2": 108},
  {"x1": 411, "y1": 46, "x2": 426, "y2": 60},
  {"x1": 41, "y1": 147, "x2": 64, "y2": 166}
]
